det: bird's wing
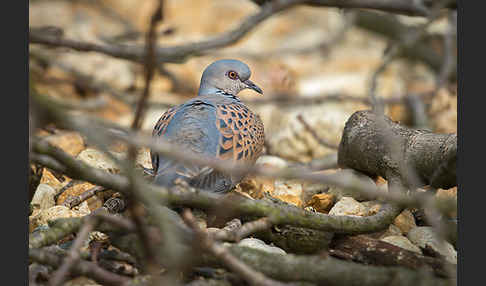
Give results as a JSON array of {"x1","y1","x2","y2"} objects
[
  {"x1": 151, "y1": 99, "x2": 264, "y2": 193},
  {"x1": 214, "y1": 102, "x2": 264, "y2": 164},
  {"x1": 151, "y1": 99, "x2": 230, "y2": 191}
]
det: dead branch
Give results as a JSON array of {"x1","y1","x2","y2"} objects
[
  {"x1": 203, "y1": 244, "x2": 451, "y2": 285},
  {"x1": 367, "y1": 5, "x2": 445, "y2": 114},
  {"x1": 330, "y1": 234, "x2": 456, "y2": 278},
  {"x1": 32, "y1": 138, "x2": 403, "y2": 234},
  {"x1": 183, "y1": 209, "x2": 287, "y2": 286},
  {"x1": 338, "y1": 110, "x2": 456, "y2": 189},
  {"x1": 213, "y1": 217, "x2": 273, "y2": 242},
  {"x1": 254, "y1": 224, "x2": 334, "y2": 254},
  {"x1": 63, "y1": 186, "x2": 106, "y2": 209},
  {"x1": 30, "y1": 217, "x2": 84, "y2": 249},
  {"x1": 29, "y1": 247, "x2": 137, "y2": 286},
  {"x1": 29, "y1": 0, "x2": 457, "y2": 65},
  {"x1": 251, "y1": 0, "x2": 457, "y2": 17},
  {"x1": 297, "y1": 114, "x2": 339, "y2": 149},
  {"x1": 355, "y1": 10, "x2": 456, "y2": 79},
  {"x1": 29, "y1": 0, "x2": 301, "y2": 64},
  {"x1": 49, "y1": 216, "x2": 98, "y2": 286},
  {"x1": 123, "y1": 0, "x2": 165, "y2": 273}
]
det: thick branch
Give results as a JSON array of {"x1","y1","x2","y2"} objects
[
  {"x1": 330, "y1": 234, "x2": 456, "y2": 278},
  {"x1": 31, "y1": 140, "x2": 401, "y2": 235},
  {"x1": 204, "y1": 245, "x2": 450, "y2": 286},
  {"x1": 253, "y1": 0, "x2": 456, "y2": 16},
  {"x1": 338, "y1": 110, "x2": 456, "y2": 189}
]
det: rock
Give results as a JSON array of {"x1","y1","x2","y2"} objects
[
  {"x1": 136, "y1": 148, "x2": 153, "y2": 170},
  {"x1": 305, "y1": 193, "x2": 335, "y2": 213},
  {"x1": 44, "y1": 131, "x2": 85, "y2": 157},
  {"x1": 380, "y1": 224, "x2": 403, "y2": 238},
  {"x1": 59, "y1": 53, "x2": 135, "y2": 91},
  {"x1": 236, "y1": 175, "x2": 274, "y2": 199},
  {"x1": 381, "y1": 235, "x2": 422, "y2": 254},
  {"x1": 273, "y1": 179, "x2": 303, "y2": 197},
  {"x1": 31, "y1": 184, "x2": 56, "y2": 210},
  {"x1": 428, "y1": 88, "x2": 457, "y2": 133},
  {"x1": 361, "y1": 201, "x2": 382, "y2": 216},
  {"x1": 73, "y1": 201, "x2": 92, "y2": 215},
  {"x1": 237, "y1": 238, "x2": 286, "y2": 255},
  {"x1": 255, "y1": 155, "x2": 288, "y2": 169},
  {"x1": 327, "y1": 169, "x2": 377, "y2": 201},
  {"x1": 407, "y1": 226, "x2": 457, "y2": 264},
  {"x1": 393, "y1": 209, "x2": 417, "y2": 235},
  {"x1": 436, "y1": 187, "x2": 457, "y2": 199},
  {"x1": 89, "y1": 231, "x2": 110, "y2": 244},
  {"x1": 264, "y1": 102, "x2": 367, "y2": 163},
  {"x1": 273, "y1": 194, "x2": 303, "y2": 208},
  {"x1": 328, "y1": 197, "x2": 367, "y2": 216},
  {"x1": 301, "y1": 172, "x2": 333, "y2": 203},
  {"x1": 77, "y1": 148, "x2": 120, "y2": 174},
  {"x1": 39, "y1": 168, "x2": 65, "y2": 190},
  {"x1": 272, "y1": 179, "x2": 303, "y2": 207},
  {"x1": 367, "y1": 223, "x2": 402, "y2": 240},
  {"x1": 236, "y1": 158, "x2": 289, "y2": 199},
  {"x1": 436, "y1": 187, "x2": 457, "y2": 218},
  {"x1": 223, "y1": 219, "x2": 242, "y2": 232}
]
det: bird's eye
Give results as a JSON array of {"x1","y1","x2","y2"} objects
[{"x1": 227, "y1": 71, "x2": 238, "y2": 80}]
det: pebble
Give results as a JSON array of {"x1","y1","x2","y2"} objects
[
  {"x1": 407, "y1": 226, "x2": 457, "y2": 264},
  {"x1": 381, "y1": 235, "x2": 422, "y2": 254},
  {"x1": 237, "y1": 238, "x2": 286, "y2": 255},
  {"x1": 31, "y1": 184, "x2": 56, "y2": 210},
  {"x1": 329, "y1": 197, "x2": 367, "y2": 216}
]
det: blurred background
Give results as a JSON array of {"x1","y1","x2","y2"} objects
[{"x1": 29, "y1": 0, "x2": 457, "y2": 164}]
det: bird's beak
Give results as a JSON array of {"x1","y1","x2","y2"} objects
[{"x1": 243, "y1": 79, "x2": 263, "y2": 95}]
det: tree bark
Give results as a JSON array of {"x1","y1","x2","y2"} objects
[
  {"x1": 330, "y1": 234, "x2": 455, "y2": 278},
  {"x1": 338, "y1": 110, "x2": 456, "y2": 189}
]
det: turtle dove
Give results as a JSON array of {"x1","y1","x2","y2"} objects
[{"x1": 151, "y1": 59, "x2": 264, "y2": 193}]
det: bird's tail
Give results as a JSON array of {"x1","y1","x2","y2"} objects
[
  {"x1": 153, "y1": 164, "x2": 232, "y2": 193},
  {"x1": 153, "y1": 164, "x2": 193, "y2": 188}
]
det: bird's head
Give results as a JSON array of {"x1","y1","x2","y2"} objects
[{"x1": 198, "y1": 59, "x2": 263, "y2": 96}]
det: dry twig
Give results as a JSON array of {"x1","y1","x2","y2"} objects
[
  {"x1": 48, "y1": 217, "x2": 98, "y2": 286},
  {"x1": 296, "y1": 114, "x2": 339, "y2": 149},
  {"x1": 182, "y1": 209, "x2": 286, "y2": 286}
]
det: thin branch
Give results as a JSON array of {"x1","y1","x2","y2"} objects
[
  {"x1": 367, "y1": 4, "x2": 447, "y2": 114},
  {"x1": 182, "y1": 209, "x2": 286, "y2": 286},
  {"x1": 125, "y1": 0, "x2": 165, "y2": 273},
  {"x1": 30, "y1": 247, "x2": 133, "y2": 286},
  {"x1": 62, "y1": 186, "x2": 107, "y2": 209},
  {"x1": 296, "y1": 114, "x2": 338, "y2": 149},
  {"x1": 214, "y1": 217, "x2": 273, "y2": 242},
  {"x1": 130, "y1": 1, "x2": 163, "y2": 130},
  {"x1": 436, "y1": 11, "x2": 457, "y2": 90},
  {"x1": 29, "y1": 0, "x2": 455, "y2": 64},
  {"x1": 28, "y1": 0, "x2": 301, "y2": 63},
  {"x1": 252, "y1": 0, "x2": 445, "y2": 16},
  {"x1": 49, "y1": 217, "x2": 98, "y2": 286}
]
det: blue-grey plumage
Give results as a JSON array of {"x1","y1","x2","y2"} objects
[{"x1": 151, "y1": 59, "x2": 264, "y2": 193}]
